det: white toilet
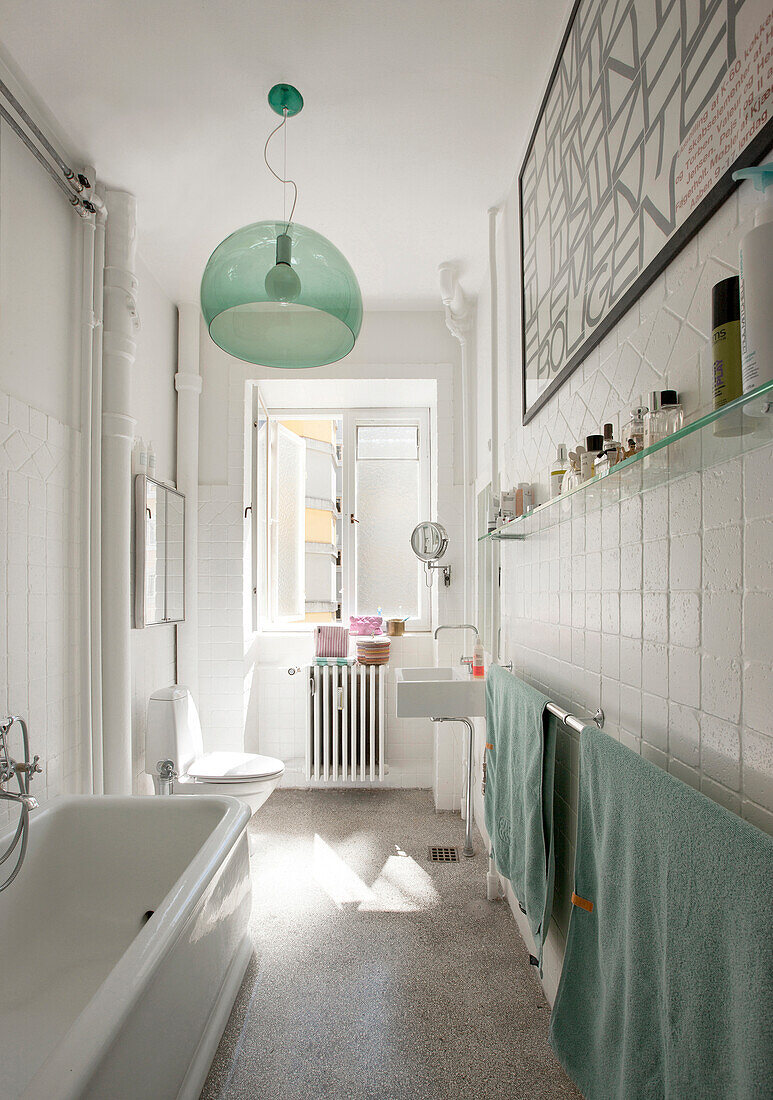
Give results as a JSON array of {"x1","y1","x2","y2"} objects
[{"x1": 145, "y1": 686, "x2": 285, "y2": 815}]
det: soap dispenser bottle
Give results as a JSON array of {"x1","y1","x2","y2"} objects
[
  {"x1": 472, "y1": 638, "x2": 485, "y2": 679},
  {"x1": 732, "y1": 162, "x2": 773, "y2": 401}
]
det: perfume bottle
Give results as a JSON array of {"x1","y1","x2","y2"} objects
[
  {"x1": 550, "y1": 444, "x2": 568, "y2": 498},
  {"x1": 581, "y1": 435, "x2": 604, "y2": 481},
  {"x1": 595, "y1": 422, "x2": 624, "y2": 476},
  {"x1": 622, "y1": 399, "x2": 648, "y2": 455},
  {"x1": 646, "y1": 390, "x2": 683, "y2": 447},
  {"x1": 560, "y1": 447, "x2": 584, "y2": 493}
]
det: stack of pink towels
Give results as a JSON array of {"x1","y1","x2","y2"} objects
[{"x1": 314, "y1": 624, "x2": 349, "y2": 658}]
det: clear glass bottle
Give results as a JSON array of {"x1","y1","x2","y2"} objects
[
  {"x1": 646, "y1": 389, "x2": 683, "y2": 447},
  {"x1": 581, "y1": 434, "x2": 604, "y2": 481},
  {"x1": 550, "y1": 444, "x2": 568, "y2": 498},
  {"x1": 560, "y1": 447, "x2": 583, "y2": 494},
  {"x1": 595, "y1": 422, "x2": 624, "y2": 476},
  {"x1": 622, "y1": 398, "x2": 648, "y2": 455}
]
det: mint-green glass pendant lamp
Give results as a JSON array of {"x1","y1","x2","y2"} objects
[{"x1": 201, "y1": 85, "x2": 362, "y2": 368}]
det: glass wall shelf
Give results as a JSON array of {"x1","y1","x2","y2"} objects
[{"x1": 479, "y1": 379, "x2": 773, "y2": 542}]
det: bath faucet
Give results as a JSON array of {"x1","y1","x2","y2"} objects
[
  {"x1": 0, "y1": 789, "x2": 39, "y2": 811},
  {"x1": 0, "y1": 715, "x2": 41, "y2": 891},
  {"x1": 433, "y1": 623, "x2": 479, "y2": 641}
]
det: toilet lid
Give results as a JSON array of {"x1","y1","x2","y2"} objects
[{"x1": 187, "y1": 751, "x2": 285, "y2": 783}]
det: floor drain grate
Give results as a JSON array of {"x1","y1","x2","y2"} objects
[{"x1": 428, "y1": 845, "x2": 459, "y2": 863}]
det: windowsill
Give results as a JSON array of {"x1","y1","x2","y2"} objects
[{"x1": 251, "y1": 629, "x2": 433, "y2": 639}]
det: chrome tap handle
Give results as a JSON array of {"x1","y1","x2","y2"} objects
[{"x1": 156, "y1": 759, "x2": 178, "y2": 781}]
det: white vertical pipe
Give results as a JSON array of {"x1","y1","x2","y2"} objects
[
  {"x1": 488, "y1": 207, "x2": 500, "y2": 497},
  {"x1": 378, "y1": 665, "x2": 385, "y2": 780},
  {"x1": 78, "y1": 194, "x2": 96, "y2": 795},
  {"x1": 314, "y1": 665, "x2": 321, "y2": 781},
  {"x1": 174, "y1": 304, "x2": 202, "y2": 700},
  {"x1": 90, "y1": 200, "x2": 106, "y2": 794},
  {"x1": 369, "y1": 665, "x2": 375, "y2": 782},
  {"x1": 305, "y1": 668, "x2": 312, "y2": 781},
  {"x1": 101, "y1": 190, "x2": 138, "y2": 795},
  {"x1": 360, "y1": 668, "x2": 366, "y2": 781},
  {"x1": 438, "y1": 262, "x2": 473, "y2": 623},
  {"x1": 342, "y1": 664, "x2": 348, "y2": 780}
]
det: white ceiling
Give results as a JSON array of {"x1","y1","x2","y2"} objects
[{"x1": 0, "y1": 0, "x2": 568, "y2": 308}]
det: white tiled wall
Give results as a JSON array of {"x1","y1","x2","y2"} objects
[
  {"x1": 476, "y1": 171, "x2": 773, "y2": 992},
  {"x1": 0, "y1": 390, "x2": 84, "y2": 827},
  {"x1": 198, "y1": 484, "x2": 245, "y2": 753}
]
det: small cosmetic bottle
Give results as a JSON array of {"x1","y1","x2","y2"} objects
[
  {"x1": 647, "y1": 390, "x2": 683, "y2": 447},
  {"x1": 622, "y1": 400, "x2": 648, "y2": 455},
  {"x1": 581, "y1": 435, "x2": 604, "y2": 481},
  {"x1": 515, "y1": 482, "x2": 533, "y2": 517},
  {"x1": 595, "y1": 423, "x2": 623, "y2": 476},
  {"x1": 550, "y1": 444, "x2": 568, "y2": 498}
]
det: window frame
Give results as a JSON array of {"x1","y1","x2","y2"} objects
[{"x1": 253, "y1": 404, "x2": 432, "y2": 633}]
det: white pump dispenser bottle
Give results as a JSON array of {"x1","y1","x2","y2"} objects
[{"x1": 732, "y1": 162, "x2": 773, "y2": 402}]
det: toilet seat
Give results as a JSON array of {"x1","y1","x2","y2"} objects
[{"x1": 186, "y1": 751, "x2": 285, "y2": 784}]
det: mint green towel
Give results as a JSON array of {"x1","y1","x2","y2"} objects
[
  {"x1": 484, "y1": 665, "x2": 558, "y2": 971},
  {"x1": 550, "y1": 725, "x2": 773, "y2": 1099}
]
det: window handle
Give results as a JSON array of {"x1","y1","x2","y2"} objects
[{"x1": 350, "y1": 514, "x2": 359, "y2": 524}]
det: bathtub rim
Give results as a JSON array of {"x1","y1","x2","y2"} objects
[{"x1": 17, "y1": 793, "x2": 251, "y2": 1099}]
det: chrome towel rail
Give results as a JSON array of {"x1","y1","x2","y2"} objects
[
  {"x1": 499, "y1": 662, "x2": 604, "y2": 735},
  {"x1": 546, "y1": 701, "x2": 604, "y2": 736}
]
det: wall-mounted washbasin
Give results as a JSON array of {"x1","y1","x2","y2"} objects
[{"x1": 395, "y1": 666, "x2": 486, "y2": 719}]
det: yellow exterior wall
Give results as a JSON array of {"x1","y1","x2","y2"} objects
[{"x1": 281, "y1": 419, "x2": 334, "y2": 444}]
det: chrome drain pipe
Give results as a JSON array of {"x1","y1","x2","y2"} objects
[{"x1": 432, "y1": 717, "x2": 475, "y2": 858}]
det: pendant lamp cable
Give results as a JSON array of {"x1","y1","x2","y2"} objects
[{"x1": 263, "y1": 107, "x2": 298, "y2": 229}]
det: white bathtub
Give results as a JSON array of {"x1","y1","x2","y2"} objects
[{"x1": 1, "y1": 794, "x2": 252, "y2": 1099}]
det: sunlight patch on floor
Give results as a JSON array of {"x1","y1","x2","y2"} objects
[{"x1": 313, "y1": 836, "x2": 440, "y2": 912}]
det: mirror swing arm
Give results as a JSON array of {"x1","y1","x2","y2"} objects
[{"x1": 424, "y1": 560, "x2": 451, "y2": 587}]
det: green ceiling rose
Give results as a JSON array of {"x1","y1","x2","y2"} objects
[{"x1": 201, "y1": 84, "x2": 362, "y2": 369}]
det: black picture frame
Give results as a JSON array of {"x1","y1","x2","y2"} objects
[{"x1": 519, "y1": 0, "x2": 773, "y2": 425}]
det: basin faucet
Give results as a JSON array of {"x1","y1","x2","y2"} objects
[{"x1": 433, "y1": 623, "x2": 479, "y2": 640}]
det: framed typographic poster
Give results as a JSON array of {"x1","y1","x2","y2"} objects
[{"x1": 520, "y1": 0, "x2": 773, "y2": 423}]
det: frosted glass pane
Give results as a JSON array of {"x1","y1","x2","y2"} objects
[
  {"x1": 356, "y1": 459, "x2": 419, "y2": 618},
  {"x1": 274, "y1": 425, "x2": 305, "y2": 619},
  {"x1": 356, "y1": 425, "x2": 418, "y2": 460}
]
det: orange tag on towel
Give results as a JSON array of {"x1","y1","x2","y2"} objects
[
  {"x1": 572, "y1": 892, "x2": 594, "y2": 913},
  {"x1": 485, "y1": 742, "x2": 493, "y2": 750}
]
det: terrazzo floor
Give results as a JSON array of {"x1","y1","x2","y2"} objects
[{"x1": 201, "y1": 789, "x2": 582, "y2": 1100}]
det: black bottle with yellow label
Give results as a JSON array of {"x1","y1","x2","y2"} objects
[{"x1": 712, "y1": 276, "x2": 745, "y2": 436}]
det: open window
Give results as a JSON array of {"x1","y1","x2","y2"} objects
[{"x1": 253, "y1": 398, "x2": 431, "y2": 631}]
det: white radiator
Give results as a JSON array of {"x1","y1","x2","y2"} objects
[{"x1": 306, "y1": 663, "x2": 386, "y2": 782}]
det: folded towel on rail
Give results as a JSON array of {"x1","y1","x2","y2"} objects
[
  {"x1": 484, "y1": 665, "x2": 558, "y2": 972},
  {"x1": 549, "y1": 724, "x2": 773, "y2": 1100}
]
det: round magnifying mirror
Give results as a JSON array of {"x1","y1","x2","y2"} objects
[{"x1": 410, "y1": 521, "x2": 448, "y2": 562}]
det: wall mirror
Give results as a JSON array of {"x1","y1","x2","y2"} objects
[
  {"x1": 135, "y1": 475, "x2": 185, "y2": 627},
  {"x1": 410, "y1": 521, "x2": 450, "y2": 587},
  {"x1": 410, "y1": 521, "x2": 448, "y2": 562}
]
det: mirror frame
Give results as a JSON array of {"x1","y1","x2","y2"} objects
[
  {"x1": 134, "y1": 474, "x2": 186, "y2": 628},
  {"x1": 410, "y1": 521, "x2": 448, "y2": 563}
]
